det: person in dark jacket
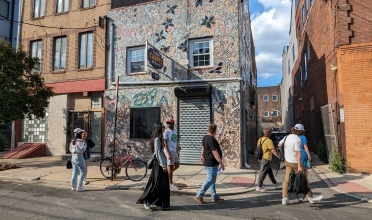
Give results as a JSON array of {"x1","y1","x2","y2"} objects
[
  {"x1": 82, "y1": 130, "x2": 95, "y2": 185},
  {"x1": 137, "y1": 122, "x2": 169, "y2": 210},
  {"x1": 195, "y1": 124, "x2": 225, "y2": 204}
]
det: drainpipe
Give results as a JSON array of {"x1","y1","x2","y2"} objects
[
  {"x1": 241, "y1": 81, "x2": 250, "y2": 168},
  {"x1": 15, "y1": 0, "x2": 23, "y2": 49},
  {"x1": 109, "y1": 23, "x2": 115, "y2": 83},
  {"x1": 9, "y1": 0, "x2": 16, "y2": 46}
]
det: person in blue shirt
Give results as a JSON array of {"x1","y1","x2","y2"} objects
[{"x1": 294, "y1": 124, "x2": 312, "y2": 184}]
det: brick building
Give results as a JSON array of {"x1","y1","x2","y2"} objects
[
  {"x1": 104, "y1": 0, "x2": 257, "y2": 168},
  {"x1": 289, "y1": 0, "x2": 372, "y2": 173},
  {"x1": 257, "y1": 86, "x2": 282, "y2": 132},
  {"x1": 16, "y1": 0, "x2": 110, "y2": 156}
]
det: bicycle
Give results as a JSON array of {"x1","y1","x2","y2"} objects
[{"x1": 100, "y1": 145, "x2": 147, "y2": 181}]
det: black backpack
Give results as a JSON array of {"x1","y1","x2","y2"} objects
[
  {"x1": 288, "y1": 171, "x2": 309, "y2": 202},
  {"x1": 254, "y1": 138, "x2": 267, "y2": 160}
]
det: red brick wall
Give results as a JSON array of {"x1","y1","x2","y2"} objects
[{"x1": 257, "y1": 86, "x2": 281, "y2": 126}]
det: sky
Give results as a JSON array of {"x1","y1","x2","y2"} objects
[{"x1": 249, "y1": 0, "x2": 292, "y2": 87}]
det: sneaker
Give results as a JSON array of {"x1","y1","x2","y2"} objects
[
  {"x1": 143, "y1": 203, "x2": 150, "y2": 210},
  {"x1": 211, "y1": 198, "x2": 225, "y2": 202},
  {"x1": 195, "y1": 197, "x2": 206, "y2": 204},
  {"x1": 282, "y1": 197, "x2": 293, "y2": 205},
  {"x1": 308, "y1": 195, "x2": 324, "y2": 204},
  {"x1": 83, "y1": 179, "x2": 90, "y2": 185},
  {"x1": 71, "y1": 187, "x2": 76, "y2": 191},
  {"x1": 255, "y1": 186, "x2": 266, "y2": 192},
  {"x1": 275, "y1": 182, "x2": 282, "y2": 189},
  {"x1": 76, "y1": 187, "x2": 86, "y2": 192},
  {"x1": 170, "y1": 183, "x2": 179, "y2": 190}
]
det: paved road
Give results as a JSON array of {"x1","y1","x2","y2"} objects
[{"x1": 0, "y1": 178, "x2": 371, "y2": 220}]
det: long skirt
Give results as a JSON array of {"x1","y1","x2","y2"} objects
[{"x1": 136, "y1": 159, "x2": 170, "y2": 209}]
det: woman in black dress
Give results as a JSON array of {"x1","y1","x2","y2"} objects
[{"x1": 137, "y1": 122, "x2": 170, "y2": 210}]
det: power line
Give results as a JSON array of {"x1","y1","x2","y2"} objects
[{"x1": 0, "y1": 17, "x2": 97, "y2": 30}]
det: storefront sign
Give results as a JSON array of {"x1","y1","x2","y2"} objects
[
  {"x1": 151, "y1": 72, "x2": 160, "y2": 80},
  {"x1": 147, "y1": 46, "x2": 163, "y2": 69}
]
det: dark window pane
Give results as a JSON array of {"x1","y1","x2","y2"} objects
[{"x1": 130, "y1": 108, "x2": 160, "y2": 139}]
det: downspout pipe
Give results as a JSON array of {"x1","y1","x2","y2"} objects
[
  {"x1": 15, "y1": 0, "x2": 23, "y2": 49},
  {"x1": 241, "y1": 81, "x2": 250, "y2": 168},
  {"x1": 109, "y1": 23, "x2": 115, "y2": 83}
]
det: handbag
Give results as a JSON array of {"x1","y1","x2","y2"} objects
[
  {"x1": 66, "y1": 157, "x2": 72, "y2": 169},
  {"x1": 147, "y1": 154, "x2": 155, "y2": 169}
]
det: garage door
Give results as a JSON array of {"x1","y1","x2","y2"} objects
[{"x1": 179, "y1": 97, "x2": 211, "y2": 164}]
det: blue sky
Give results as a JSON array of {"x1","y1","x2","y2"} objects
[{"x1": 249, "y1": 0, "x2": 291, "y2": 87}]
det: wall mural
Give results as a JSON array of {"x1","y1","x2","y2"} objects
[{"x1": 106, "y1": 0, "x2": 255, "y2": 167}]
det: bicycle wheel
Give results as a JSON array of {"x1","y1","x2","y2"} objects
[
  {"x1": 100, "y1": 158, "x2": 117, "y2": 179},
  {"x1": 125, "y1": 160, "x2": 147, "y2": 181}
]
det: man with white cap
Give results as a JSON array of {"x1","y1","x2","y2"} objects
[{"x1": 278, "y1": 124, "x2": 323, "y2": 205}]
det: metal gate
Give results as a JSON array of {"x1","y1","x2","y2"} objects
[
  {"x1": 67, "y1": 111, "x2": 90, "y2": 153},
  {"x1": 178, "y1": 97, "x2": 211, "y2": 164},
  {"x1": 320, "y1": 103, "x2": 338, "y2": 163}
]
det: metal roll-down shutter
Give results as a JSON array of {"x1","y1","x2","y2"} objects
[{"x1": 178, "y1": 97, "x2": 211, "y2": 164}]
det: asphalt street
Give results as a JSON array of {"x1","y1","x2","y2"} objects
[{"x1": 0, "y1": 178, "x2": 371, "y2": 220}]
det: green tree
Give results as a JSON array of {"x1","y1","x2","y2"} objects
[{"x1": 0, "y1": 40, "x2": 54, "y2": 125}]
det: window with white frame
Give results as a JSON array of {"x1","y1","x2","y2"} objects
[
  {"x1": 31, "y1": 40, "x2": 42, "y2": 72},
  {"x1": 272, "y1": 95, "x2": 278, "y2": 101},
  {"x1": 127, "y1": 46, "x2": 145, "y2": 74},
  {"x1": 264, "y1": 111, "x2": 269, "y2": 117},
  {"x1": 33, "y1": 0, "x2": 45, "y2": 18},
  {"x1": 53, "y1": 36, "x2": 67, "y2": 71},
  {"x1": 304, "y1": 52, "x2": 308, "y2": 80},
  {"x1": 91, "y1": 92, "x2": 102, "y2": 108},
  {"x1": 56, "y1": 0, "x2": 69, "y2": 13},
  {"x1": 82, "y1": 0, "x2": 95, "y2": 8},
  {"x1": 263, "y1": 95, "x2": 269, "y2": 102},
  {"x1": 272, "y1": 110, "x2": 278, "y2": 117},
  {"x1": 79, "y1": 32, "x2": 93, "y2": 69},
  {"x1": 0, "y1": 0, "x2": 9, "y2": 19},
  {"x1": 189, "y1": 38, "x2": 213, "y2": 68}
]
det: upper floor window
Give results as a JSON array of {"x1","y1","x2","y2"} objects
[
  {"x1": 310, "y1": 0, "x2": 314, "y2": 6},
  {"x1": 82, "y1": 0, "x2": 95, "y2": 8},
  {"x1": 264, "y1": 111, "x2": 269, "y2": 117},
  {"x1": 292, "y1": 45, "x2": 295, "y2": 62},
  {"x1": 79, "y1": 32, "x2": 93, "y2": 69},
  {"x1": 263, "y1": 95, "x2": 269, "y2": 102},
  {"x1": 272, "y1": 110, "x2": 278, "y2": 117},
  {"x1": 56, "y1": 0, "x2": 69, "y2": 13},
  {"x1": 127, "y1": 46, "x2": 145, "y2": 74},
  {"x1": 287, "y1": 59, "x2": 290, "y2": 75},
  {"x1": 0, "y1": 0, "x2": 9, "y2": 19},
  {"x1": 31, "y1": 40, "x2": 42, "y2": 72},
  {"x1": 33, "y1": 0, "x2": 45, "y2": 18},
  {"x1": 301, "y1": 6, "x2": 305, "y2": 28},
  {"x1": 272, "y1": 95, "x2": 278, "y2": 101},
  {"x1": 189, "y1": 38, "x2": 213, "y2": 68},
  {"x1": 53, "y1": 36, "x2": 67, "y2": 71},
  {"x1": 304, "y1": 52, "x2": 308, "y2": 80},
  {"x1": 305, "y1": 0, "x2": 309, "y2": 15}
]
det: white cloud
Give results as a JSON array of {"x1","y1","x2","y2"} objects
[{"x1": 251, "y1": 0, "x2": 291, "y2": 86}]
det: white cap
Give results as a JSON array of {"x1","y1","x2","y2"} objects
[
  {"x1": 73, "y1": 128, "x2": 84, "y2": 133},
  {"x1": 294, "y1": 124, "x2": 305, "y2": 131}
]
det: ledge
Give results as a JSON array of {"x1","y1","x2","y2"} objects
[
  {"x1": 52, "y1": 70, "x2": 66, "y2": 74},
  {"x1": 77, "y1": 67, "x2": 93, "y2": 72},
  {"x1": 31, "y1": 16, "x2": 45, "y2": 20},
  {"x1": 80, "y1": 5, "x2": 96, "y2": 11},
  {"x1": 190, "y1": 67, "x2": 214, "y2": 71},
  {"x1": 54, "y1": 11, "x2": 69, "y2": 16},
  {"x1": 126, "y1": 72, "x2": 147, "y2": 76}
]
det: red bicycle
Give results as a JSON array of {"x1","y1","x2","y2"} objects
[{"x1": 100, "y1": 145, "x2": 147, "y2": 181}]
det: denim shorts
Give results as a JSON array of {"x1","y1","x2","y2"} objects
[{"x1": 83, "y1": 151, "x2": 90, "y2": 160}]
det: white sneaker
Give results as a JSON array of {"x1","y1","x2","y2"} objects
[
  {"x1": 308, "y1": 195, "x2": 324, "y2": 204},
  {"x1": 76, "y1": 187, "x2": 86, "y2": 192},
  {"x1": 255, "y1": 186, "x2": 266, "y2": 192},
  {"x1": 282, "y1": 197, "x2": 293, "y2": 205},
  {"x1": 170, "y1": 183, "x2": 179, "y2": 190},
  {"x1": 275, "y1": 182, "x2": 282, "y2": 189},
  {"x1": 144, "y1": 203, "x2": 150, "y2": 210},
  {"x1": 71, "y1": 187, "x2": 76, "y2": 191}
]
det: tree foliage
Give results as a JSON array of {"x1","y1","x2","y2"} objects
[{"x1": 0, "y1": 40, "x2": 54, "y2": 125}]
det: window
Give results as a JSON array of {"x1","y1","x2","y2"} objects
[
  {"x1": 300, "y1": 66, "x2": 303, "y2": 87},
  {"x1": 79, "y1": 32, "x2": 93, "y2": 69},
  {"x1": 31, "y1": 40, "x2": 42, "y2": 72},
  {"x1": 307, "y1": 40, "x2": 311, "y2": 61},
  {"x1": 304, "y1": 53, "x2": 308, "y2": 80},
  {"x1": 288, "y1": 87, "x2": 292, "y2": 103},
  {"x1": 127, "y1": 46, "x2": 145, "y2": 74},
  {"x1": 311, "y1": 0, "x2": 314, "y2": 6},
  {"x1": 272, "y1": 95, "x2": 278, "y2": 101},
  {"x1": 305, "y1": 0, "x2": 308, "y2": 16},
  {"x1": 0, "y1": 0, "x2": 9, "y2": 19},
  {"x1": 91, "y1": 92, "x2": 102, "y2": 108},
  {"x1": 21, "y1": 110, "x2": 49, "y2": 143},
  {"x1": 287, "y1": 59, "x2": 290, "y2": 75},
  {"x1": 33, "y1": 0, "x2": 45, "y2": 18},
  {"x1": 292, "y1": 45, "x2": 295, "y2": 62},
  {"x1": 263, "y1": 95, "x2": 269, "y2": 102},
  {"x1": 189, "y1": 38, "x2": 213, "y2": 68},
  {"x1": 53, "y1": 36, "x2": 67, "y2": 71},
  {"x1": 264, "y1": 111, "x2": 269, "y2": 117},
  {"x1": 301, "y1": 6, "x2": 305, "y2": 28},
  {"x1": 56, "y1": 0, "x2": 69, "y2": 13},
  {"x1": 272, "y1": 110, "x2": 278, "y2": 117},
  {"x1": 82, "y1": 0, "x2": 95, "y2": 8},
  {"x1": 130, "y1": 107, "x2": 160, "y2": 139}
]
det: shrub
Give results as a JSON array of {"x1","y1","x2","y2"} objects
[
  {"x1": 317, "y1": 139, "x2": 327, "y2": 162},
  {"x1": 330, "y1": 151, "x2": 347, "y2": 174}
]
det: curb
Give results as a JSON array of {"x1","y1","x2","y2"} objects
[{"x1": 312, "y1": 166, "x2": 372, "y2": 204}]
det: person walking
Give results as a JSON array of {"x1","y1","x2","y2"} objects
[
  {"x1": 294, "y1": 124, "x2": 312, "y2": 184},
  {"x1": 255, "y1": 128, "x2": 282, "y2": 192},
  {"x1": 70, "y1": 128, "x2": 87, "y2": 192},
  {"x1": 195, "y1": 124, "x2": 225, "y2": 204},
  {"x1": 163, "y1": 118, "x2": 181, "y2": 191},
  {"x1": 137, "y1": 122, "x2": 170, "y2": 210},
  {"x1": 278, "y1": 126, "x2": 324, "y2": 205},
  {"x1": 82, "y1": 130, "x2": 95, "y2": 185}
]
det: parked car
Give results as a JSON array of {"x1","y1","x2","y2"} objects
[{"x1": 270, "y1": 132, "x2": 289, "y2": 161}]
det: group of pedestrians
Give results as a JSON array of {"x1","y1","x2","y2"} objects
[{"x1": 256, "y1": 124, "x2": 323, "y2": 205}]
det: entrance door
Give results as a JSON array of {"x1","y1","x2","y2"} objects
[
  {"x1": 67, "y1": 111, "x2": 90, "y2": 153},
  {"x1": 178, "y1": 97, "x2": 211, "y2": 164},
  {"x1": 320, "y1": 103, "x2": 338, "y2": 163}
]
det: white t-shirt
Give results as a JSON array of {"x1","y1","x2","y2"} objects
[
  {"x1": 163, "y1": 128, "x2": 178, "y2": 153},
  {"x1": 69, "y1": 139, "x2": 86, "y2": 154},
  {"x1": 279, "y1": 134, "x2": 301, "y2": 163}
]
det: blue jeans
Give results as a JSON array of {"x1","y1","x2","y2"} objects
[
  {"x1": 71, "y1": 154, "x2": 86, "y2": 188},
  {"x1": 196, "y1": 165, "x2": 219, "y2": 199}
]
